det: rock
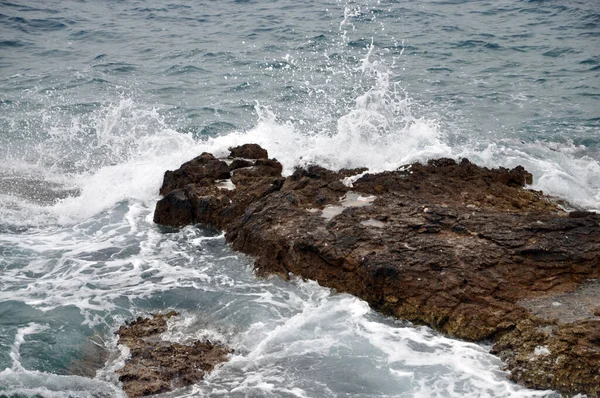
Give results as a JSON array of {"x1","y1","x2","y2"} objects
[
  {"x1": 153, "y1": 189, "x2": 195, "y2": 227},
  {"x1": 229, "y1": 158, "x2": 253, "y2": 171},
  {"x1": 155, "y1": 153, "x2": 285, "y2": 229},
  {"x1": 159, "y1": 153, "x2": 230, "y2": 196},
  {"x1": 67, "y1": 334, "x2": 108, "y2": 378},
  {"x1": 492, "y1": 318, "x2": 600, "y2": 396},
  {"x1": 116, "y1": 312, "x2": 232, "y2": 398},
  {"x1": 154, "y1": 144, "x2": 600, "y2": 396},
  {"x1": 228, "y1": 143, "x2": 268, "y2": 159}
]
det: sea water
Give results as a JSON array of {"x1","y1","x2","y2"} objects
[{"x1": 1, "y1": 0, "x2": 598, "y2": 396}]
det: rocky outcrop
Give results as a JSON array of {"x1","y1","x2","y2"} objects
[
  {"x1": 227, "y1": 143, "x2": 269, "y2": 160},
  {"x1": 116, "y1": 312, "x2": 231, "y2": 397},
  {"x1": 154, "y1": 145, "x2": 600, "y2": 396},
  {"x1": 158, "y1": 153, "x2": 230, "y2": 196}
]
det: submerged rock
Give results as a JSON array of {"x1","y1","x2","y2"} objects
[
  {"x1": 67, "y1": 334, "x2": 109, "y2": 378},
  {"x1": 154, "y1": 144, "x2": 600, "y2": 396},
  {"x1": 116, "y1": 312, "x2": 232, "y2": 397}
]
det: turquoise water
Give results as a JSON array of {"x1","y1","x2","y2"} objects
[{"x1": 0, "y1": 0, "x2": 598, "y2": 396}]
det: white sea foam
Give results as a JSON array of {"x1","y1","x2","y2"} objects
[
  {"x1": 8, "y1": 323, "x2": 49, "y2": 372},
  {"x1": 0, "y1": 206, "x2": 224, "y2": 322},
  {"x1": 198, "y1": 47, "x2": 452, "y2": 178},
  {"x1": 0, "y1": 369, "x2": 124, "y2": 398},
  {"x1": 95, "y1": 331, "x2": 130, "y2": 391},
  {"x1": 177, "y1": 279, "x2": 556, "y2": 397},
  {"x1": 456, "y1": 140, "x2": 600, "y2": 211}
]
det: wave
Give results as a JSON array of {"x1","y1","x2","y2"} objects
[
  {"x1": 2, "y1": 86, "x2": 599, "y2": 229},
  {"x1": 1, "y1": 0, "x2": 598, "y2": 231}
]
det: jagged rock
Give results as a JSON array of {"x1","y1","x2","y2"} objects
[
  {"x1": 229, "y1": 158, "x2": 253, "y2": 171},
  {"x1": 154, "y1": 144, "x2": 600, "y2": 396},
  {"x1": 159, "y1": 153, "x2": 230, "y2": 196},
  {"x1": 116, "y1": 312, "x2": 232, "y2": 397},
  {"x1": 228, "y1": 143, "x2": 268, "y2": 159},
  {"x1": 153, "y1": 189, "x2": 195, "y2": 227}
]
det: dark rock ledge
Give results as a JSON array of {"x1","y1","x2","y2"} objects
[
  {"x1": 154, "y1": 144, "x2": 600, "y2": 396},
  {"x1": 116, "y1": 312, "x2": 232, "y2": 397}
]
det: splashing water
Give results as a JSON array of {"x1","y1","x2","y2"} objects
[{"x1": 0, "y1": 0, "x2": 598, "y2": 396}]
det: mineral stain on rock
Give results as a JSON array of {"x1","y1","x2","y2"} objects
[
  {"x1": 154, "y1": 144, "x2": 600, "y2": 396},
  {"x1": 116, "y1": 311, "x2": 232, "y2": 397}
]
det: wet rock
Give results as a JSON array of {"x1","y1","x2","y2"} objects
[
  {"x1": 159, "y1": 153, "x2": 230, "y2": 196},
  {"x1": 520, "y1": 279, "x2": 600, "y2": 323},
  {"x1": 154, "y1": 144, "x2": 600, "y2": 396},
  {"x1": 155, "y1": 147, "x2": 285, "y2": 229},
  {"x1": 229, "y1": 158, "x2": 253, "y2": 171},
  {"x1": 492, "y1": 318, "x2": 600, "y2": 396},
  {"x1": 153, "y1": 189, "x2": 195, "y2": 227},
  {"x1": 228, "y1": 143, "x2": 268, "y2": 159},
  {"x1": 67, "y1": 334, "x2": 109, "y2": 378},
  {"x1": 116, "y1": 312, "x2": 232, "y2": 398}
]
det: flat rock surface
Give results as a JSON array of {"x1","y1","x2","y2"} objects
[
  {"x1": 520, "y1": 279, "x2": 600, "y2": 323},
  {"x1": 154, "y1": 144, "x2": 600, "y2": 396},
  {"x1": 116, "y1": 312, "x2": 231, "y2": 397}
]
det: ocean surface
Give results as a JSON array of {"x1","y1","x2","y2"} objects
[{"x1": 0, "y1": 0, "x2": 598, "y2": 397}]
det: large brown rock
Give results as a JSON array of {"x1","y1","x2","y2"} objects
[
  {"x1": 228, "y1": 143, "x2": 269, "y2": 159},
  {"x1": 116, "y1": 312, "x2": 231, "y2": 397},
  {"x1": 159, "y1": 153, "x2": 230, "y2": 196},
  {"x1": 154, "y1": 147, "x2": 285, "y2": 229},
  {"x1": 154, "y1": 144, "x2": 600, "y2": 396},
  {"x1": 153, "y1": 189, "x2": 195, "y2": 227}
]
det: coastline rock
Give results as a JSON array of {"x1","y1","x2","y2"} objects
[
  {"x1": 154, "y1": 189, "x2": 195, "y2": 227},
  {"x1": 492, "y1": 318, "x2": 600, "y2": 395},
  {"x1": 154, "y1": 144, "x2": 600, "y2": 396},
  {"x1": 228, "y1": 143, "x2": 269, "y2": 159},
  {"x1": 159, "y1": 153, "x2": 230, "y2": 196},
  {"x1": 116, "y1": 312, "x2": 231, "y2": 397}
]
